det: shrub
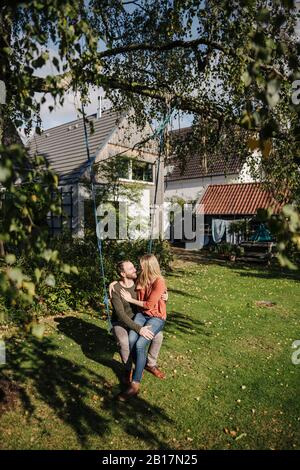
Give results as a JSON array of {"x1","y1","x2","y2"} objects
[{"x1": 3, "y1": 235, "x2": 173, "y2": 323}]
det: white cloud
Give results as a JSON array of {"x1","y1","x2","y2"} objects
[
  {"x1": 37, "y1": 86, "x2": 111, "y2": 130},
  {"x1": 30, "y1": 44, "x2": 111, "y2": 130}
]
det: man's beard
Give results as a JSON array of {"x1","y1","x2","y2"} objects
[{"x1": 128, "y1": 273, "x2": 137, "y2": 280}]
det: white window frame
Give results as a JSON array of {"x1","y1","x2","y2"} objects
[{"x1": 118, "y1": 159, "x2": 154, "y2": 185}]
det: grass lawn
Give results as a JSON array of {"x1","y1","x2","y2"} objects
[{"x1": 0, "y1": 256, "x2": 300, "y2": 450}]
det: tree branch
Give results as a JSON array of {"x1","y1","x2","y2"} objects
[
  {"x1": 94, "y1": 37, "x2": 287, "y2": 81},
  {"x1": 32, "y1": 69, "x2": 226, "y2": 120}
]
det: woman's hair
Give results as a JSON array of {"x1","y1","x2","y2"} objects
[{"x1": 137, "y1": 254, "x2": 162, "y2": 289}]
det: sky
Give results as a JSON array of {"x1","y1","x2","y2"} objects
[
  {"x1": 31, "y1": 44, "x2": 110, "y2": 131},
  {"x1": 38, "y1": 86, "x2": 110, "y2": 129},
  {"x1": 32, "y1": 48, "x2": 192, "y2": 135}
]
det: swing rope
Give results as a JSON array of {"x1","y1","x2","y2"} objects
[
  {"x1": 148, "y1": 107, "x2": 172, "y2": 253},
  {"x1": 81, "y1": 102, "x2": 112, "y2": 332},
  {"x1": 81, "y1": 99, "x2": 172, "y2": 328}
]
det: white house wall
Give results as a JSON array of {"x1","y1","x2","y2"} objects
[
  {"x1": 95, "y1": 117, "x2": 161, "y2": 200},
  {"x1": 165, "y1": 158, "x2": 259, "y2": 204},
  {"x1": 95, "y1": 116, "x2": 158, "y2": 164},
  {"x1": 164, "y1": 151, "x2": 261, "y2": 249},
  {"x1": 124, "y1": 187, "x2": 151, "y2": 240},
  {"x1": 237, "y1": 150, "x2": 262, "y2": 183},
  {"x1": 76, "y1": 116, "x2": 163, "y2": 240},
  {"x1": 165, "y1": 174, "x2": 239, "y2": 203}
]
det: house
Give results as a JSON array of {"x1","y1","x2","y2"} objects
[
  {"x1": 197, "y1": 182, "x2": 285, "y2": 246},
  {"x1": 164, "y1": 127, "x2": 285, "y2": 249},
  {"x1": 28, "y1": 109, "x2": 163, "y2": 239},
  {"x1": 164, "y1": 127, "x2": 255, "y2": 204}
]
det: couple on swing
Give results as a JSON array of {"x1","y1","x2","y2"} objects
[{"x1": 109, "y1": 253, "x2": 167, "y2": 401}]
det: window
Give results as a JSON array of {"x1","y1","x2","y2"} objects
[
  {"x1": 117, "y1": 156, "x2": 153, "y2": 182},
  {"x1": 116, "y1": 157, "x2": 131, "y2": 180},
  {"x1": 132, "y1": 160, "x2": 153, "y2": 182}
]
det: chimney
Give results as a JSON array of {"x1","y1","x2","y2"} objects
[{"x1": 97, "y1": 96, "x2": 102, "y2": 119}]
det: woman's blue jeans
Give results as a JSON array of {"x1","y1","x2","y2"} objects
[{"x1": 129, "y1": 312, "x2": 165, "y2": 383}]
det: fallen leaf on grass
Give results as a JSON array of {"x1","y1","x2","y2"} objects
[
  {"x1": 255, "y1": 300, "x2": 276, "y2": 308},
  {"x1": 224, "y1": 428, "x2": 237, "y2": 438}
]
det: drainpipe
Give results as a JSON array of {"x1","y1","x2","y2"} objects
[{"x1": 97, "y1": 96, "x2": 102, "y2": 119}]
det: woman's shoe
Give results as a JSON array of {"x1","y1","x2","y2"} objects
[
  {"x1": 145, "y1": 365, "x2": 166, "y2": 379},
  {"x1": 122, "y1": 369, "x2": 133, "y2": 385},
  {"x1": 117, "y1": 381, "x2": 140, "y2": 401}
]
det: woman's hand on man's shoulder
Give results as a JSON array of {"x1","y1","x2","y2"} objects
[{"x1": 109, "y1": 281, "x2": 118, "y2": 298}]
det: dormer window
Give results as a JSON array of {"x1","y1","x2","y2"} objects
[
  {"x1": 117, "y1": 156, "x2": 153, "y2": 182},
  {"x1": 132, "y1": 160, "x2": 153, "y2": 182}
]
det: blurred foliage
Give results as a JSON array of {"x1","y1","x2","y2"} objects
[
  {"x1": 228, "y1": 219, "x2": 253, "y2": 238},
  {"x1": 0, "y1": 234, "x2": 173, "y2": 328},
  {"x1": 0, "y1": 146, "x2": 78, "y2": 310},
  {"x1": 0, "y1": 0, "x2": 299, "y2": 327},
  {"x1": 262, "y1": 205, "x2": 300, "y2": 270}
]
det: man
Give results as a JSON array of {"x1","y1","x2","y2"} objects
[{"x1": 110, "y1": 260, "x2": 166, "y2": 384}]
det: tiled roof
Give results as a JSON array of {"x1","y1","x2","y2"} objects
[
  {"x1": 165, "y1": 127, "x2": 243, "y2": 181},
  {"x1": 198, "y1": 182, "x2": 285, "y2": 215},
  {"x1": 27, "y1": 109, "x2": 122, "y2": 183}
]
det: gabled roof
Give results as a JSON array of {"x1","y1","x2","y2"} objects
[
  {"x1": 198, "y1": 182, "x2": 284, "y2": 215},
  {"x1": 27, "y1": 109, "x2": 122, "y2": 184},
  {"x1": 165, "y1": 127, "x2": 243, "y2": 181}
]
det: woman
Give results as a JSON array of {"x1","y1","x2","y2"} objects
[{"x1": 118, "y1": 253, "x2": 167, "y2": 400}]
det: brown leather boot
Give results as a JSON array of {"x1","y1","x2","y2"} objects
[
  {"x1": 145, "y1": 365, "x2": 166, "y2": 379},
  {"x1": 117, "y1": 381, "x2": 140, "y2": 401},
  {"x1": 122, "y1": 369, "x2": 133, "y2": 385}
]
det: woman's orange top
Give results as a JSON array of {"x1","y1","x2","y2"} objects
[{"x1": 137, "y1": 277, "x2": 167, "y2": 320}]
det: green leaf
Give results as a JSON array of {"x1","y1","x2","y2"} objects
[
  {"x1": 7, "y1": 267, "x2": 25, "y2": 287},
  {"x1": 241, "y1": 71, "x2": 252, "y2": 87},
  {"x1": 42, "y1": 249, "x2": 59, "y2": 263},
  {"x1": 23, "y1": 281, "x2": 36, "y2": 298},
  {"x1": 61, "y1": 264, "x2": 71, "y2": 274},
  {"x1": 34, "y1": 268, "x2": 42, "y2": 283},
  {"x1": 266, "y1": 91, "x2": 280, "y2": 108},
  {"x1": 32, "y1": 56, "x2": 46, "y2": 69},
  {"x1": 45, "y1": 274, "x2": 56, "y2": 287},
  {"x1": 5, "y1": 254, "x2": 16, "y2": 265},
  {"x1": 267, "y1": 79, "x2": 281, "y2": 95},
  {"x1": 0, "y1": 166, "x2": 11, "y2": 182},
  {"x1": 277, "y1": 253, "x2": 297, "y2": 270},
  {"x1": 31, "y1": 323, "x2": 45, "y2": 339},
  {"x1": 70, "y1": 266, "x2": 79, "y2": 275},
  {"x1": 52, "y1": 56, "x2": 60, "y2": 72}
]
